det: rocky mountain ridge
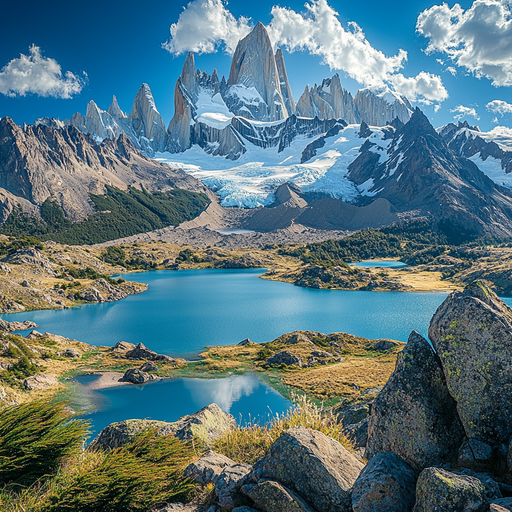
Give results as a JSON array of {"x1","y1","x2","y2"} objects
[
  {"x1": 0, "y1": 116, "x2": 208, "y2": 221},
  {"x1": 40, "y1": 23, "x2": 413, "y2": 161}
]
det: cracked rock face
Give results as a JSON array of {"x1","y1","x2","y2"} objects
[
  {"x1": 252, "y1": 427, "x2": 363, "y2": 512},
  {"x1": 366, "y1": 331, "x2": 464, "y2": 472},
  {"x1": 429, "y1": 282, "x2": 512, "y2": 444}
]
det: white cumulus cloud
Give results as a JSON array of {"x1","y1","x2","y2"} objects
[
  {"x1": 0, "y1": 45, "x2": 84, "y2": 99},
  {"x1": 417, "y1": 0, "x2": 512, "y2": 87},
  {"x1": 164, "y1": 0, "x2": 448, "y2": 104},
  {"x1": 450, "y1": 105, "x2": 480, "y2": 120},
  {"x1": 390, "y1": 71, "x2": 448, "y2": 103},
  {"x1": 266, "y1": 0, "x2": 406, "y2": 87},
  {"x1": 486, "y1": 99, "x2": 512, "y2": 115},
  {"x1": 162, "y1": 0, "x2": 251, "y2": 55}
]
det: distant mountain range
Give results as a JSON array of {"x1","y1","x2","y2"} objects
[
  {"x1": 2, "y1": 23, "x2": 512, "y2": 241},
  {"x1": 34, "y1": 23, "x2": 413, "y2": 160}
]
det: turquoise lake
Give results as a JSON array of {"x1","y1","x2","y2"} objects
[
  {"x1": 74, "y1": 373, "x2": 291, "y2": 438},
  {"x1": 6, "y1": 268, "x2": 454, "y2": 356}
]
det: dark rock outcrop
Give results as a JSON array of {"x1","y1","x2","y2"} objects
[
  {"x1": 351, "y1": 452, "x2": 417, "y2": 512},
  {"x1": 366, "y1": 331, "x2": 464, "y2": 472},
  {"x1": 429, "y1": 283, "x2": 512, "y2": 444},
  {"x1": 125, "y1": 343, "x2": 174, "y2": 362},
  {"x1": 264, "y1": 351, "x2": 302, "y2": 367},
  {"x1": 122, "y1": 368, "x2": 157, "y2": 384}
]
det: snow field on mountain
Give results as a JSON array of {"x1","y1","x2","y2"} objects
[{"x1": 155, "y1": 125, "x2": 389, "y2": 207}]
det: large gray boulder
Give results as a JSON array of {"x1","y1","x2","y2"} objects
[
  {"x1": 251, "y1": 427, "x2": 363, "y2": 512},
  {"x1": 241, "y1": 480, "x2": 314, "y2": 512},
  {"x1": 184, "y1": 451, "x2": 237, "y2": 485},
  {"x1": 89, "y1": 403, "x2": 235, "y2": 450},
  {"x1": 366, "y1": 331, "x2": 464, "y2": 472},
  {"x1": 125, "y1": 342, "x2": 174, "y2": 361},
  {"x1": 413, "y1": 468, "x2": 488, "y2": 512},
  {"x1": 351, "y1": 452, "x2": 417, "y2": 512},
  {"x1": 429, "y1": 283, "x2": 512, "y2": 444}
]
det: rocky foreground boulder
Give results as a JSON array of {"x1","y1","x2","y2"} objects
[
  {"x1": 429, "y1": 282, "x2": 512, "y2": 444},
  {"x1": 366, "y1": 330, "x2": 464, "y2": 471},
  {"x1": 244, "y1": 427, "x2": 363, "y2": 512}
]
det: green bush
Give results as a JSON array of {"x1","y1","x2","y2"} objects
[
  {"x1": 0, "y1": 401, "x2": 88, "y2": 487},
  {"x1": 46, "y1": 429, "x2": 197, "y2": 511}
]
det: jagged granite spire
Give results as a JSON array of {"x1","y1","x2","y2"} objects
[
  {"x1": 226, "y1": 22, "x2": 288, "y2": 121},
  {"x1": 129, "y1": 83, "x2": 167, "y2": 151},
  {"x1": 108, "y1": 96, "x2": 126, "y2": 119},
  {"x1": 275, "y1": 48, "x2": 295, "y2": 116}
]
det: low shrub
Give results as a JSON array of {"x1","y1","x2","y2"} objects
[
  {"x1": 0, "y1": 401, "x2": 88, "y2": 488},
  {"x1": 45, "y1": 428, "x2": 198, "y2": 512}
]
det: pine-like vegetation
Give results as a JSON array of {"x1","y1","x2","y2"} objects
[{"x1": 1, "y1": 186, "x2": 209, "y2": 245}]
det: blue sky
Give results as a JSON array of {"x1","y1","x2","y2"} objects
[{"x1": 1, "y1": 0, "x2": 511, "y2": 131}]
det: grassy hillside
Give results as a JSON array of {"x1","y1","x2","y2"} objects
[{"x1": 1, "y1": 186, "x2": 209, "y2": 245}]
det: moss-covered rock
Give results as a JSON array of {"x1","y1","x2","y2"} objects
[
  {"x1": 429, "y1": 282, "x2": 512, "y2": 444},
  {"x1": 413, "y1": 467, "x2": 488, "y2": 512},
  {"x1": 89, "y1": 403, "x2": 235, "y2": 450},
  {"x1": 366, "y1": 331, "x2": 464, "y2": 472}
]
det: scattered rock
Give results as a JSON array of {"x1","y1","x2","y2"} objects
[
  {"x1": 343, "y1": 418, "x2": 369, "y2": 449},
  {"x1": 287, "y1": 333, "x2": 313, "y2": 345},
  {"x1": 373, "y1": 339, "x2": 401, "y2": 351},
  {"x1": 122, "y1": 368, "x2": 157, "y2": 384},
  {"x1": 429, "y1": 282, "x2": 512, "y2": 444},
  {"x1": 0, "y1": 319, "x2": 37, "y2": 332},
  {"x1": 90, "y1": 403, "x2": 235, "y2": 450},
  {"x1": 60, "y1": 348, "x2": 81, "y2": 358},
  {"x1": 252, "y1": 427, "x2": 363, "y2": 512},
  {"x1": 366, "y1": 331, "x2": 464, "y2": 472},
  {"x1": 242, "y1": 480, "x2": 314, "y2": 512},
  {"x1": 125, "y1": 342, "x2": 174, "y2": 361},
  {"x1": 352, "y1": 452, "x2": 417, "y2": 512},
  {"x1": 216, "y1": 464, "x2": 252, "y2": 510},
  {"x1": 23, "y1": 373, "x2": 58, "y2": 390},
  {"x1": 140, "y1": 361, "x2": 159, "y2": 372},
  {"x1": 264, "y1": 351, "x2": 302, "y2": 367},
  {"x1": 238, "y1": 338, "x2": 256, "y2": 346},
  {"x1": 111, "y1": 341, "x2": 137, "y2": 352},
  {"x1": 184, "y1": 451, "x2": 237, "y2": 485},
  {"x1": 491, "y1": 499, "x2": 512, "y2": 511},
  {"x1": 413, "y1": 467, "x2": 488, "y2": 512}
]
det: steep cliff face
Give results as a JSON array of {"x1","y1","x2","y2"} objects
[
  {"x1": 0, "y1": 117, "x2": 205, "y2": 221},
  {"x1": 354, "y1": 87, "x2": 412, "y2": 126},
  {"x1": 296, "y1": 74, "x2": 357, "y2": 124},
  {"x1": 275, "y1": 48, "x2": 295, "y2": 117},
  {"x1": 128, "y1": 84, "x2": 167, "y2": 151},
  {"x1": 225, "y1": 22, "x2": 289, "y2": 122}
]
